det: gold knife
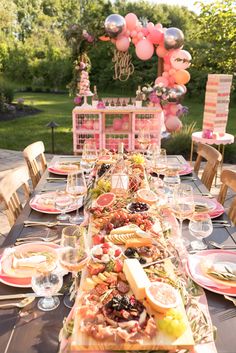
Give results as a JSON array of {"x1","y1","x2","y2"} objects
[{"x1": 0, "y1": 293, "x2": 63, "y2": 300}]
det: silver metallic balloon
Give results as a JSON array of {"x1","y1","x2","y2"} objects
[
  {"x1": 104, "y1": 14, "x2": 126, "y2": 38},
  {"x1": 168, "y1": 85, "x2": 185, "y2": 102},
  {"x1": 164, "y1": 27, "x2": 184, "y2": 50}
]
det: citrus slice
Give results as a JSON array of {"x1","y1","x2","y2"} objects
[
  {"x1": 96, "y1": 192, "x2": 116, "y2": 208},
  {"x1": 97, "y1": 155, "x2": 115, "y2": 165},
  {"x1": 145, "y1": 282, "x2": 179, "y2": 313},
  {"x1": 136, "y1": 189, "x2": 158, "y2": 205}
]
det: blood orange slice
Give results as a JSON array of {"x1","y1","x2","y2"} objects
[
  {"x1": 136, "y1": 189, "x2": 158, "y2": 205},
  {"x1": 96, "y1": 192, "x2": 116, "y2": 208}
]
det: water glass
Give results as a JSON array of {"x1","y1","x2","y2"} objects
[
  {"x1": 189, "y1": 213, "x2": 213, "y2": 250},
  {"x1": 31, "y1": 265, "x2": 63, "y2": 311},
  {"x1": 55, "y1": 192, "x2": 73, "y2": 221},
  {"x1": 66, "y1": 171, "x2": 87, "y2": 224},
  {"x1": 80, "y1": 140, "x2": 97, "y2": 173}
]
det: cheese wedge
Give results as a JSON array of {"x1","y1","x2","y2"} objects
[
  {"x1": 123, "y1": 258, "x2": 150, "y2": 300},
  {"x1": 110, "y1": 224, "x2": 139, "y2": 235},
  {"x1": 125, "y1": 238, "x2": 152, "y2": 248}
]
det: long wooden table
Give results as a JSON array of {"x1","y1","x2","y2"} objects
[{"x1": 0, "y1": 155, "x2": 236, "y2": 353}]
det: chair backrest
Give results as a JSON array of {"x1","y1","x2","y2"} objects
[
  {"x1": 194, "y1": 143, "x2": 222, "y2": 190},
  {"x1": 217, "y1": 169, "x2": 236, "y2": 225},
  {"x1": 23, "y1": 141, "x2": 47, "y2": 188},
  {"x1": 0, "y1": 167, "x2": 30, "y2": 226}
]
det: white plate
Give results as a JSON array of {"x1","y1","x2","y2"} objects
[{"x1": 30, "y1": 192, "x2": 81, "y2": 214}]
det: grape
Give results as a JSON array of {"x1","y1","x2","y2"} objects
[{"x1": 158, "y1": 310, "x2": 186, "y2": 338}]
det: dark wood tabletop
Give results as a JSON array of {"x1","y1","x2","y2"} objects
[{"x1": 0, "y1": 155, "x2": 236, "y2": 353}]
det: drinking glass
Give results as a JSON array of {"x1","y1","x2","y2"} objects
[
  {"x1": 146, "y1": 142, "x2": 159, "y2": 167},
  {"x1": 150, "y1": 148, "x2": 167, "y2": 189},
  {"x1": 173, "y1": 184, "x2": 195, "y2": 237},
  {"x1": 189, "y1": 213, "x2": 213, "y2": 250},
  {"x1": 31, "y1": 264, "x2": 63, "y2": 311},
  {"x1": 137, "y1": 130, "x2": 151, "y2": 154},
  {"x1": 55, "y1": 192, "x2": 73, "y2": 221},
  {"x1": 66, "y1": 171, "x2": 87, "y2": 224},
  {"x1": 59, "y1": 226, "x2": 88, "y2": 308},
  {"x1": 163, "y1": 162, "x2": 181, "y2": 196},
  {"x1": 80, "y1": 140, "x2": 97, "y2": 174}
]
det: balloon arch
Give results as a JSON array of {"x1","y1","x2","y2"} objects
[{"x1": 82, "y1": 13, "x2": 192, "y2": 132}]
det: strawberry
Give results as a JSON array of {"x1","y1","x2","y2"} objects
[
  {"x1": 93, "y1": 234, "x2": 104, "y2": 245},
  {"x1": 102, "y1": 242, "x2": 110, "y2": 249},
  {"x1": 115, "y1": 249, "x2": 121, "y2": 257},
  {"x1": 103, "y1": 248, "x2": 109, "y2": 254},
  {"x1": 113, "y1": 259, "x2": 123, "y2": 273}
]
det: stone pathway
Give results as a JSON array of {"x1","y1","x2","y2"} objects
[{"x1": 0, "y1": 148, "x2": 235, "y2": 237}]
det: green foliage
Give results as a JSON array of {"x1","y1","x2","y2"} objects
[{"x1": 0, "y1": 78, "x2": 15, "y2": 103}]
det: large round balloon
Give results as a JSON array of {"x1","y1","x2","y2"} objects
[
  {"x1": 116, "y1": 36, "x2": 130, "y2": 52},
  {"x1": 170, "y1": 49, "x2": 192, "y2": 70},
  {"x1": 165, "y1": 116, "x2": 182, "y2": 132},
  {"x1": 168, "y1": 85, "x2": 186, "y2": 102},
  {"x1": 125, "y1": 13, "x2": 138, "y2": 31},
  {"x1": 105, "y1": 14, "x2": 126, "y2": 38},
  {"x1": 174, "y1": 69, "x2": 190, "y2": 85},
  {"x1": 135, "y1": 39, "x2": 154, "y2": 60},
  {"x1": 164, "y1": 27, "x2": 184, "y2": 50}
]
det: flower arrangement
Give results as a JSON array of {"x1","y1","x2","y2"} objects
[{"x1": 142, "y1": 83, "x2": 182, "y2": 107}]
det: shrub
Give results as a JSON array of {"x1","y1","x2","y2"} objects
[{"x1": 0, "y1": 78, "x2": 14, "y2": 103}]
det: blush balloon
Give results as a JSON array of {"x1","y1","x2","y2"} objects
[
  {"x1": 147, "y1": 22, "x2": 154, "y2": 32},
  {"x1": 155, "y1": 23, "x2": 163, "y2": 30},
  {"x1": 131, "y1": 30, "x2": 137, "y2": 37},
  {"x1": 155, "y1": 76, "x2": 169, "y2": 86},
  {"x1": 174, "y1": 69, "x2": 191, "y2": 85},
  {"x1": 149, "y1": 29, "x2": 163, "y2": 44},
  {"x1": 164, "y1": 63, "x2": 171, "y2": 71},
  {"x1": 125, "y1": 13, "x2": 138, "y2": 31},
  {"x1": 156, "y1": 45, "x2": 168, "y2": 58},
  {"x1": 132, "y1": 37, "x2": 138, "y2": 45},
  {"x1": 141, "y1": 27, "x2": 149, "y2": 36},
  {"x1": 116, "y1": 36, "x2": 130, "y2": 51},
  {"x1": 135, "y1": 39, "x2": 154, "y2": 60},
  {"x1": 170, "y1": 49, "x2": 192, "y2": 70},
  {"x1": 165, "y1": 116, "x2": 182, "y2": 132}
]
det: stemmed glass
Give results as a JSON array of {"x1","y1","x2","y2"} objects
[
  {"x1": 172, "y1": 184, "x2": 195, "y2": 238},
  {"x1": 80, "y1": 140, "x2": 97, "y2": 174},
  {"x1": 55, "y1": 191, "x2": 73, "y2": 221},
  {"x1": 31, "y1": 263, "x2": 63, "y2": 311},
  {"x1": 146, "y1": 142, "x2": 159, "y2": 167},
  {"x1": 189, "y1": 213, "x2": 213, "y2": 250},
  {"x1": 66, "y1": 171, "x2": 87, "y2": 224},
  {"x1": 150, "y1": 148, "x2": 167, "y2": 189},
  {"x1": 59, "y1": 225, "x2": 88, "y2": 308},
  {"x1": 137, "y1": 130, "x2": 151, "y2": 154}
]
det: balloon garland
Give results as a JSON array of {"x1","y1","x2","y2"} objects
[{"x1": 102, "y1": 12, "x2": 192, "y2": 132}]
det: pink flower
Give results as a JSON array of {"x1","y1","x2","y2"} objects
[{"x1": 74, "y1": 96, "x2": 82, "y2": 105}]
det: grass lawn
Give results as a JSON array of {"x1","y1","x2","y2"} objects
[{"x1": 0, "y1": 92, "x2": 235, "y2": 154}]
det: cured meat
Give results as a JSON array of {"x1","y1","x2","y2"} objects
[{"x1": 117, "y1": 280, "x2": 130, "y2": 294}]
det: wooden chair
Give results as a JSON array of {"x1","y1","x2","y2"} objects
[
  {"x1": 0, "y1": 167, "x2": 30, "y2": 226},
  {"x1": 194, "y1": 143, "x2": 222, "y2": 190},
  {"x1": 23, "y1": 141, "x2": 47, "y2": 188},
  {"x1": 217, "y1": 169, "x2": 236, "y2": 225}
]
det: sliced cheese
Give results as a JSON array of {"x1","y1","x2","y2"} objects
[
  {"x1": 110, "y1": 224, "x2": 139, "y2": 235},
  {"x1": 123, "y1": 258, "x2": 150, "y2": 300},
  {"x1": 125, "y1": 238, "x2": 152, "y2": 248}
]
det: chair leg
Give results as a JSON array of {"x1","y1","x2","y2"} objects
[{"x1": 190, "y1": 139, "x2": 194, "y2": 166}]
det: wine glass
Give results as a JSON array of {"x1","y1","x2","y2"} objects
[
  {"x1": 55, "y1": 191, "x2": 73, "y2": 221},
  {"x1": 172, "y1": 184, "x2": 195, "y2": 237},
  {"x1": 150, "y1": 148, "x2": 167, "y2": 189},
  {"x1": 137, "y1": 130, "x2": 151, "y2": 154},
  {"x1": 163, "y1": 161, "x2": 181, "y2": 196},
  {"x1": 189, "y1": 213, "x2": 213, "y2": 250},
  {"x1": 31, "y1": 263, "x2": 63, "y2": 311},
  {"x1": 59, "y1": 225, "x2": 88, "y2": 308},
  {"x1": 80, "y1": 140, "x2": 97, "y2": 174},
  {"x1": 66, "y1": 171, "x2": 87, "y2": 224},
  {"x1": 146, "y1": 142, "x2": 159, "y2": 167}
]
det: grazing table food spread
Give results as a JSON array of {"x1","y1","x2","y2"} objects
[{"x1": 0, "y1": 152, "x2": 236, "y2": 353}]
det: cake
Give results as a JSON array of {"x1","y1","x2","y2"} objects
[{"x1": 79, "y1": 69, "x2": 92, "y2": 96}]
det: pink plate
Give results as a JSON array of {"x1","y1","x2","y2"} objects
[
  {"x1": 187, "y1": 249, "x2": 236, "y2": 296},
  {"x1": 48, "y1": 162, "x2": 80, "y2": 176},
  {"x1": 194, "y1": 196, "x2": 224, "y2": 219},
  {"x1": 30, "y1": 192, "x2": 81, "y2": 214},
  {"x1": 178, "y1": 163, "x2": 193, "y2": 176},
  {"x1": 0, "y1": 242, "x2": 59, "y2": 288}
]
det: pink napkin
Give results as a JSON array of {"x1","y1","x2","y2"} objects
[
  {"x1": 208, "y1": 199, "x2": 224, "y2": 218},
  {"x1": 179, "y1": 163, "x2": 193, "y2": 175}
]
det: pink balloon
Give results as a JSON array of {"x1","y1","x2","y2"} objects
[
  {"x1": 165, "y1": 116, "x2": 182, "y2": 132},
  {"x1": 126, "y1": 30, "x2": 130, "y2": 36},
  {"x1": 162, "y1": 71, "x2": 169, "y2": 78},
  {"x1": 155, "y1": 23, "x2": 163, "y2": 30},
  {"x1": 147, "y1": 22, "x2": 154, "y2": 32},
  {"x1": 156, "y1": 45, "x2": 168, "y2": 58},
  {"x1": 164, "y1": 63, "x2": 171, "y2": 71},
  {"x1": 125, "y1": 13, "x2": 138, "y2": 31},
  {"x1": 111, "y1": 38, "x2": 116, "y2": 44},
  {"x1": 137, "y1": 32, "x2": 143, "y2": 39},
  {"x1": 116, "y1": 36, "x2": 130, "y2": 52},
  {"x1": 131, "y1": 30, "x2": 137, "y2": 37},
  {"x1": 113, "y1": 119, "x2": 123, "y2": 130},
  {"x1": 170, "y1": 49, "x2": 192, "y2": 70},
  {"x1": 169, "y1": 103, "x2": 178, "y2": 114},
  {"x1": 132, "y1": 37, "x2": 138, "y2": 45},
  {"x1": 169, "y1": 68, "x2": 176, "y2": 75},
  {"x1": 155, "y1": 76, "x2": 169, "y2": 86},
  {"x1": 149, "y1": 29, "x2": 163, "y2": 44},
  {"x1": 141, "y1": 27, "x2": 149, "y2": 36},
  {"x1": 168, "y1": 76, "x2": 176, "y2": 85},
  {"x1": 135, "y1": 39, "x2": 154, "y2": 60}
]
